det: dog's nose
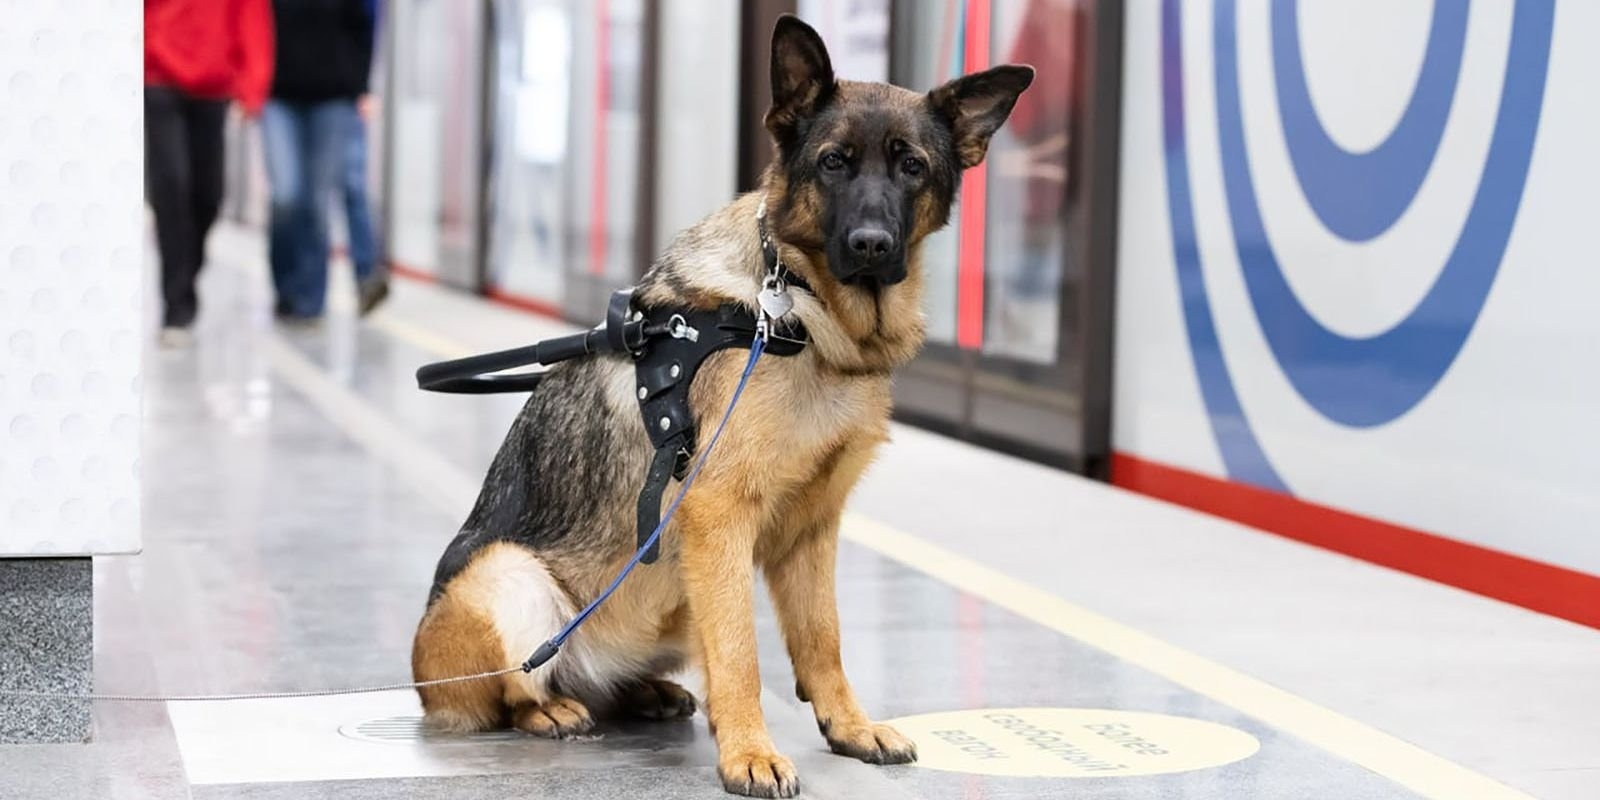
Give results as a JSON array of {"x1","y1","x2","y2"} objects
[{"x1": 847, "y1": 228, "x2": 894, "y2": 260}]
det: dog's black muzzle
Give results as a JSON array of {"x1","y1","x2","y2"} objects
[{"x1": 832, "y1": 231, "x2": 908, "y2": 288}]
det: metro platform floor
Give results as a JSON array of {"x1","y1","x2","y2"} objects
[{"x1": 3, "y1": 224, "x2": 1598, "y2": 800}]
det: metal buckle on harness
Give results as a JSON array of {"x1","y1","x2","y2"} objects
[
  {"x1": 419, "y1": 202, "x2": 811, "y2": 569},
  {"x1": 666, "y1": 313, "x2": 699, "y2": 342}
]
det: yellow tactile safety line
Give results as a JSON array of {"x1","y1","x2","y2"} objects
[
  {"x1": 839, "y1": 515, "x2": 1531, "y2": 799},
  {"x1": 354, "y1": 309, "x2": 1532, "y2": 799}
]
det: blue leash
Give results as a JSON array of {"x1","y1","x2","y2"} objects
[{"x1": 520, "y1": 335, "x2": 768, "y2": 672}]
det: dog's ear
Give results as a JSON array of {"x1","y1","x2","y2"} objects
[
  {"x1": 927, "y1": 65, "x2": 1035, "y2": 169},
  {"x1": 765, "y1": 14, "x2": 835, "y2": 141}
]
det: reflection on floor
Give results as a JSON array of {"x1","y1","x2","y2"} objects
[{"x1": 1, "y1": 225, "x2": 1596, "y2": 800}]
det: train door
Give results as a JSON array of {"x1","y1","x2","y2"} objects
[
  {"x1": 483, "y1": 0, "x2": 654, "y2": 322},
  {"x1": 385, "y1": 0, "x2": 488, "y2": 289},
  {"x1": 738, "y1": 1, "x2": 891, "y2": 188},
  {"x1": 889, "y1": 0, "x2": 1121, "y2": 474}
]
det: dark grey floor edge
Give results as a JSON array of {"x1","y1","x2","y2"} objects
[{"x1": 0, "y1": 557, "x2": 93, "y2": 744}]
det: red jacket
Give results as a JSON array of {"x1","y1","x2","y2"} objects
[{"x1": 144, "y1": 0, "x2": 275, "y2": 114}]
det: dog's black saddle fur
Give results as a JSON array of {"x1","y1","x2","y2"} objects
[{"x1": 416, "y1": 278, "x2": 809, "y2": 565}]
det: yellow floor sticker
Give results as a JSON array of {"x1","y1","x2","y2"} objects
[{"x1": 888, "y1": 708, "x2": 1260, "y2": 778}]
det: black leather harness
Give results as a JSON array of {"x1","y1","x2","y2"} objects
[{"x1": 416, "y1": 225, "x2": 810, "y2": 564}]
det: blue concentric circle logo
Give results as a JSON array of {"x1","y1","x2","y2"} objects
[{"x1": 1159, "y1": 0, "x2": 1554, "y2": 489}]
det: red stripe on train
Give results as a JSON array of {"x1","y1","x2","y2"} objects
[
  {"x1": 588, "y1": 0, "x2": 610, "y2": 278},
  {"x1": 485, "y1": 287, "x2": 565, "y2": 320},
  {"x1": 1110, "y1": 452, "x2": 1600, "y2": 630},
  {"x1": 955, "y1": 0, "x2": 991, "y2": 350},
  {"x1": 389, "y1": 261, "x2": 565, "y2": 319},
  {"x1": 386, "y1": 261, "x2": 437, "y2": 284}
]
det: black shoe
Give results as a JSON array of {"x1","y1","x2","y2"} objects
[
  {"x1": 273, "y1": 298, "x2": 292, "y2": 319},
  {"x1": 358, "y1": 276, "x2": 390, "y2": 317}
]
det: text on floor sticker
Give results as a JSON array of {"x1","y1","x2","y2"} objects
[{"x1": 887, "y1": 708, "x2": 1260, "y2": 778}]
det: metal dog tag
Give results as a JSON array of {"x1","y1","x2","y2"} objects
[{"x1": 757, "y1": 283, "x2": 794, "y2": 321}]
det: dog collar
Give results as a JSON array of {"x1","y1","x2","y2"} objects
[{"x1": 756, "y1": 198, "x2": 813, "y2": 297}]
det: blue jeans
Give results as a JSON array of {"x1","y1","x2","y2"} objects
[
  {"x1": 344, "y1": 115, "x2": 379, "y2": 282},
  {"x1": 261, "y1": 99, "x2": 357, "y2": 317}
]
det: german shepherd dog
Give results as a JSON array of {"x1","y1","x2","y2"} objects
[{"x1": 412, "y1": 15, "x2": 1031, "y2": 798}]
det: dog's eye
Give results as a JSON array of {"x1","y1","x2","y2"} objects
[
  {"x1": 901, "y1": 156, "x2": 925, "y2": 177},
  {"x1": 820, "y1": 151, "x2": 846, "y2": 172}
]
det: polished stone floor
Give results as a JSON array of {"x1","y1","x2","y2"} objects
[{"x1": 1, "y1": 225, "x2": 1597, "y2": 799}]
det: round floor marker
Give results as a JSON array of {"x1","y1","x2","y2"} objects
[{"x1": 885, "y1": 708, "x2": 1260, "y2": 778}]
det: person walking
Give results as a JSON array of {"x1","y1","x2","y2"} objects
[
  {"x1": 342, "y1": 0, "x2": 389, "y2": 316},
  {"x1": 343, "y1": 91, "x2": 389, "y2": 315},
  {"x1": 144, "y1": 0, "x2": 275, "y2": 347},
  {"x1": 262, "y1": 0, "x2": 379, "y2": 323}
]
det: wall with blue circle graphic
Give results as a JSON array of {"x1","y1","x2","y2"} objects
[{"x1": 1113, "y1": 0, "x2": 1600, "y2": 576}]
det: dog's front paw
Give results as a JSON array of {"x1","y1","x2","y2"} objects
[
  {"x1": 821, "y1": 719, "x2": 918, "y2": 765},
  {"x1": 510, "y1": 696, "x2": 594, "y2": 739},
  {"x1": 719, "y1": 747, "x2": 800, "y2": 798}
]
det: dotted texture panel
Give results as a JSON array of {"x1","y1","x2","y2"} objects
[{"x1": 0, "y1": 1, "x2": 143, "y2": 556}]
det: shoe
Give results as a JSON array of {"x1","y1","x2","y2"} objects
[
  {"x1": 278, "y1": 313, "x2": 323, "y2": 329},
  {"x1": 358, "y1": 276, "x2": 390, "y2": 317},
  {"x1": 273, "y1": 298, "x2": 292, "y2": 319},
  {"x1": 158, "y1": 327, "x2": 193, "y2": 349}
]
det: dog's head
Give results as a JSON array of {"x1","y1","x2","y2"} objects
[{"x1": 764, "y1": 15, "x2": 1033, "y2": 289}]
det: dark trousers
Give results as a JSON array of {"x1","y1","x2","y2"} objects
[{"x1": 145, "y1": 87, "x2": 229, "y2": 328}]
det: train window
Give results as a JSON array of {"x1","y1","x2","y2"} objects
[
  {"x1": 888, "y1": 0, "x2": 1114, "y2": 472},
  {"x1": 982, "y1": 0, "x2": 1078, "y2": 365},
  {"x1": 889, "y1": 0, "x2": 964, "y2": 345},
  {"x1": 797, "y1": 0, "x2": 892, "y2": 83},
  {"x1": 384, "y1": 0, "x2": 489, "y2": 289},
  {"x1": 485, "y1": 0, "x2": 649, "y2": 319},
  {"x1": 387, "y1": 0, "x2": 452, "y2": 280},
  {"x1": 488, "y1": 1, "x2": 574, "y2": 308}
]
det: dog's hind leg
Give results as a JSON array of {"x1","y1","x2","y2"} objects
[
  {"x1": 619, "y1": 677, "x2": 698, "y2": 721},
  {"x1": 502, "y1": 661, "x2": 598, "y2": 740},
  {"x1": 414, "y1": 541, "x2": 586, "y2": 734},
  {"x1": 411, "y1": 592, "x2": 507, "y2": 733},
  {"x1": 508, "y1": 694, "x2": 595, "y2": 738},
  {"x1": 470, "y1": 542, "x2": 611, "y2": 738},
  {"x1": 616, "y1": 622, "x2": 697, "y2": 721}
]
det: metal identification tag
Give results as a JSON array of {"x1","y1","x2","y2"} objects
[{"x1": 757, "y1": 281, "x2": 795, "y2": 321}]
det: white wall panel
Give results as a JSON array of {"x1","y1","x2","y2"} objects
[{"x1": 0, "y1": 0, "x2": 143, "y2": 556}]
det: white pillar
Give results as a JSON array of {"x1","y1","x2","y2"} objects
[{"x1": 0, "y1": 0, "x2": 143, "y2": 743}]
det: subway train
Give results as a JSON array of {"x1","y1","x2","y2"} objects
[{"x1": 224, "y1": 0, "x2": 1599, "y2": 628}]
